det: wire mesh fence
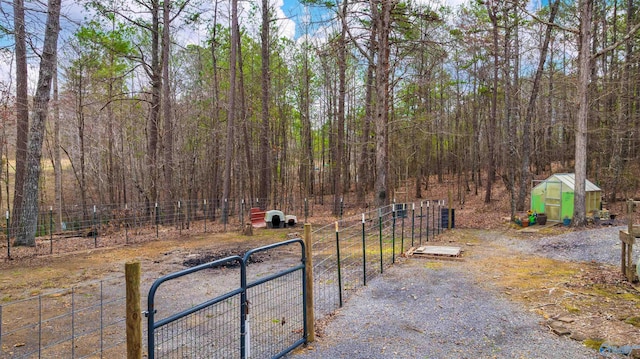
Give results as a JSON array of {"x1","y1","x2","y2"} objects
[
  {"x1": 0, "y1": 196, "x2": 330, "y2": 261},
  {"x1": 1, "y1": 200, "x2": 450, "y2": 359},
  {"x1": 311, "y1": 200, "x2": 448, "y2": 321},
  {"x1": 146, "y1": 239, "x2": 307, "y2": 359},
  {"x1": 0, "y1": 276, "x2": 131, "y2": 358}
]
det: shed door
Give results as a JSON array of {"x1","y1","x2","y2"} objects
[{"x1": 544, "y1": 181, "x2": 562, "y2": 221}]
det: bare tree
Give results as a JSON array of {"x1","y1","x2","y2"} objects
[
  {"x1": 11, "y1": 0, "x2": 28, "y2": 233},
  {"x1": 15, "y1": 0, "x2": 62, "y2": 246},
  {"x1": 221, "y1": 0, "x2": 239, "y2": 222}
]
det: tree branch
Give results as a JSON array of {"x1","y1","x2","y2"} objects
[{"x1": 592, "y1": 21, "x2": 640, "y2": 59}]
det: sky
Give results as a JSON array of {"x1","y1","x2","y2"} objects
[{"x1": 0, "y1": 0, "x2": 520, "y2": 96}]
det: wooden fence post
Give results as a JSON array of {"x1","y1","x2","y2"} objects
[
  {"x1": 126, "y1": 261, "x2": 142, "y2": 359},
  {"x1": 304, "y1": 223, "x2": 315, "y2": 343}
]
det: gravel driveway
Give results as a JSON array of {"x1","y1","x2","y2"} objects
[{"x1": 289, "y1": 226, "x2": 637, "y2": 359}]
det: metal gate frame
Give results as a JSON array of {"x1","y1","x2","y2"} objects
[{"x1": 146, "y1": 238, "x2": 307, "y2": 359}]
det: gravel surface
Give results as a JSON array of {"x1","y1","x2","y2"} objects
[
  {"x1": 517, "y1": 226, "x2": 640, "y2": 266},
  {"x1": 289, "y1": 227, "x2": 639, "y2": 359}
]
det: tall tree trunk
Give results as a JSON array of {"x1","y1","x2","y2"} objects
[
  {"x1": 573, "y1": 0, "x2": 593, "y2": 226},
  {"x1": 300, "y1": 41, "x2": 314, "y2": 198},
  {"x1": 147, "y1": 0, "x2": 161, "y2": 206},
  {"x1": 221, "y1": 0, "x2": 238, "y2": 222},
  {"x1": 11, "y1": 0, "x2": 28, "y2": 234},
  {"x1": 517, "y1": 0, "x2": 559, "y2": 211},
  {"x1": 237, "y1": 22, "x2": 254, "y2": 201},
  {"x1": 15, "y1": 0, "x2": 61, "y2": 246},
  {"x1": 162, "y1": 0, "x2": 174, "y2": 203},
  {"x1": 259, "y1": 0, "x2": 271, "y2": 204},
  {"x1": 356, "y1": 53, "x2": 374, "y2": 204},
  {"x1": 372, "y1": 0, "x2": 395, "y2": 207},
  {"x1": 53, "y1": 53, "x2": 62, "y2": 231},
  {"x1": 333, "y1": 0, "x2": 347, "y2": 215},
  {"x1": 485, "y1": 3, "x2": 499, "y2": 204}
]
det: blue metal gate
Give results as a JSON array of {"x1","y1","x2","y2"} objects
[{"x1": 146, "y1": 239, "x2": 307, "y2": 358}]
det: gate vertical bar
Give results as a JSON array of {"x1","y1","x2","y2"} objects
[
  {"x1": 240, "y1": 253, "x2": 248, "y2": 359},
  {"x1": 38, "y1": 295, "x2": 42, "y2": 357},
  {"x1": 361, "y1": 214, "x2": 366, "y2": 286},
  {"x1": 335, "y1": 222, "x2": 343, "y2": 307},
  {"x1": 378, "y1": 208, "x2": 383, "y2": 274}
]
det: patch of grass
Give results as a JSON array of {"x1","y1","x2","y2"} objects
[
  {"x1": 2, "y1": 295, "x2": 12, "y2": 302},
  {"x1": 563, "y1": 302, "x2": 581, "y2": 313},
  {"x1": 590, "y1": 285, "x2": 640, "y2": 302},
  {"x1": 624, "y1": 316, "x2": 640, "y2": 327},
  {"x1": 423, "y1": 261, "x2": 444, "y2": 270},
  {"x1": 583, "y1": 338, "x2": 605, "y2": 350}
]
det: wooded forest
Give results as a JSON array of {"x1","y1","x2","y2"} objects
[{"x1": 1, "y1": 0, "x2": 639, "y2": 244}]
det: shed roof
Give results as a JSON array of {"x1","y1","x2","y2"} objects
[{"x1": 539, "y1": 173, "x2": 601, "y2": 192}]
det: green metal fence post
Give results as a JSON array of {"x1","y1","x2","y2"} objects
[
  {"x1": 378, "y1": 208, "x2": 383, "y2": 274},
  {"x1": 411, "y1": 203, "x2": 415, "y2": 247},
  {"x1": 335, "y1": 222, "x2": 343, "y2": 307},
  {"x1": 426, "y1": 200, "x2": 430, "y2": 241},
  {"x1": 401, "y1": 204, "x2": 405, "y2": 254},
  {"x1": 419, "y1": 202, "x2": 423, "y2": 245},
  {"x1": 361, "y1": 213, "x2": 367, "y2": 286},
  {"x1": 392, "y1": 206, "x2": 396, "y2": 264}
]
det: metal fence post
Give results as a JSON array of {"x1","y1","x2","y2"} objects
[
  {"x1": 335, "y1": 221, "x2": 343, "y2": 307},
  {"x1": 361, "y1": 214, "x2": 367, "y2": 286},
  {"x1": 240, "y1": 199, "x2": 245, "y2": 226},
  {"x1": 178, "y1": 201, "x2": 182, "y2": 235},
  {"x1": 125, "y1": 204, "x2": 129, "y2": 244},
  {"x1": 5, "y1": 211, "x2": 9, "y2": 260},
  {"x1": 438, "y1": 200, "x2": 442, "y2": 235},
  {"x1": 224, "y1": 198, "x2": 228, "y2": 232},
  {"x1": 411, "y1": 203, "x2": 415, "y2": 247},
  {"x1": 126, "y1": 261, "x2": 142, "y2": 359},
  {"x1": 303, "y1": 223, "x2": 315, "y2": 342},
  {"x1": 419, "y1": 202, "x2": 423, "y2": 245},
  {"x1": 426, "y1": 201, "x2": 430, "y2": 241},
  {"x1": 392, "y1": 207, "x2": 396, "y2": 264},
  {"x1": 93, "y1": 205, "x2": 97, "y2": 248},
  {"x1": 401, "y1": 204, "x2": 405, "y2": 254},
  {"x1": 49, "y1": 207, "x2": 53, "y2": 254},
  {"x1": 203, "y1": 199, "x2": 207, "y2": 233},
  {"x1": 378, "y1": 208, "x2": 383, "y2": 274},
  {"x1": 155, "y1": 202, "x2": 159, "y2": 238}
]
